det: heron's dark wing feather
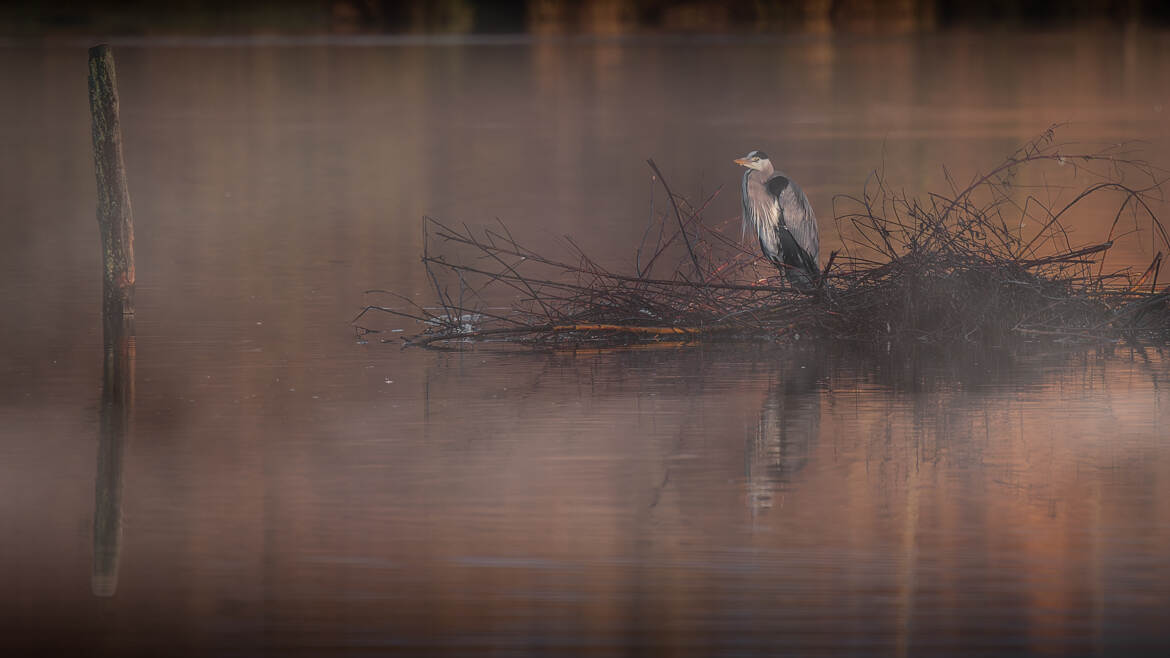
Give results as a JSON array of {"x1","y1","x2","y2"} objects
[
  {"x1": 765, "y1": 175, "x2": 790, "y2": 200},
  {"x1": 775, "y1": 225, "x2": 819, "y2": 275}
]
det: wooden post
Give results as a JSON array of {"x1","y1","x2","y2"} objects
[
  {"x1": 89, "y1": 43, "x2": 136, "y2": 598},
  {"x1": 88, "y1": 44, "x2": 135, "y2": 317}
]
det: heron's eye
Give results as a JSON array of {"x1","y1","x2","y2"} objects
[{"x1": 751, "y1": 156, "x2": 760, "y2": 162}]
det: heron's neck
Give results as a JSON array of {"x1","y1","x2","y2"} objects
[{"x1": 743, "y1": 163, "x2": 775, "y2": 193}]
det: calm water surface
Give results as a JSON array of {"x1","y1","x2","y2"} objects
[{"x1": 2, "y1": 31, "x2": 1170, "y2": 656}]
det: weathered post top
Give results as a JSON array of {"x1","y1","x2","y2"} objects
[{"x1": 88, "y1": 44, "x2": 136, "y2": 317}]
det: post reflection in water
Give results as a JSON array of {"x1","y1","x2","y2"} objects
[{"x1": 92, "y1": 315, "x2": 134, "y2": 598}]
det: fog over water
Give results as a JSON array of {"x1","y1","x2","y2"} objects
[{"x1": 1, "y1": 30, "x2": 1169, "y2": 656}]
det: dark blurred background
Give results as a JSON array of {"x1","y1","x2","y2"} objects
[{"x1": 3, "y1": 0, "x2": 1168, "y2": 37}]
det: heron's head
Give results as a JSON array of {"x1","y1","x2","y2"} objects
[{"x1": 734, "y1": 150, "x2": 771, "y2": 172}]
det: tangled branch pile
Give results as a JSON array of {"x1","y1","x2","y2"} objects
[{"x1": 355, "y1": 129, "x2": 1170, "y2": 349}]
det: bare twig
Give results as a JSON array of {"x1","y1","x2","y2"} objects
[{"x1": 362, "y1": 130, "x2": 1170, "y2": 349}]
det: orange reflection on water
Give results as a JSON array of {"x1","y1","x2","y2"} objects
[{"x1": 1, "y1": 31, "x2": 1169, "y2": 656}]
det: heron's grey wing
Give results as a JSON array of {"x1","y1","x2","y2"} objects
[{"x1": 768, "y1": 175, "x2": 820, "y2": 269}]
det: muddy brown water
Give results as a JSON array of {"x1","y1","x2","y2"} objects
[{"x1": 2, "y1": 31, "x2": 1169, "y2": 656}]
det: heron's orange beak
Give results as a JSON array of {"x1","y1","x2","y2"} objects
[{"x1": 733, "y1": 158, "x2": 750, "y2": 166}]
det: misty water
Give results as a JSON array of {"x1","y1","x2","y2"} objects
[{"x1": 2, "y1": 31, "x2": 1170, "y2": 656}]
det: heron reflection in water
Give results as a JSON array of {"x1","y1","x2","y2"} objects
[
  {"x1": 746, "y1": 359, "x2": 821, "y2": 512},
  {"x1": 735, "y1": 150, "x2": 821, "y2": 291}
]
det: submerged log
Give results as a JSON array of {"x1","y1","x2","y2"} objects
[{"x1": 88, "y1": 44, "x2": 135, "y2": 318}]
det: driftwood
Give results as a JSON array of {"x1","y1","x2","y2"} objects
[{"x1": 356, "y1": 128, "x2": 1170, "y2": 349}]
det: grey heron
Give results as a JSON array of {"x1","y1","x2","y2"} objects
[{"x1": 735, "y1": 150, "x2": 821, "y2": 291}]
